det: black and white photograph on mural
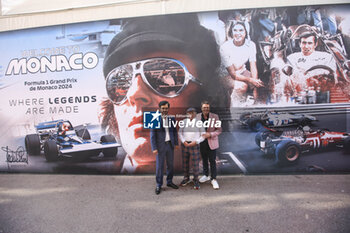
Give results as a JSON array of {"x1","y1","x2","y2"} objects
[{"x1": 0, "y1": 3, "x2": 349, "y2": 175}]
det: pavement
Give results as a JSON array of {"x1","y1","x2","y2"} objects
[{"x1": 0, "y1": 174, "x2": 350, "y2": 233}]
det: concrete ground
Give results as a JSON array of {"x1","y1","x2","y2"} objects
[{"x1": 0, "y1": 174, "x2": 350, "y2": 233}]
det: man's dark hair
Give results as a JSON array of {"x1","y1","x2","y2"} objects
[
  {"x1": 159, "y1": 100, "x2": 170, "y2": 108},
  {"x1": 299, "y1": 31, "x2": 317, "y2": 44},
  {"x1": 201, "y1": 100, "x2": 210, "y2": 106}
]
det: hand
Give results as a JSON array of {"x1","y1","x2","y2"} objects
[
  {"x1": 153, "y1": 150, "x2": 158, "y2": 155},
  {"x1": 189, "y1": 141, "x2": 196, "y2": 147},
  {"x1": 250, "y1": 78, "x2": 264, "y2": 87},
  {"x1": 202, "y1": 132, "x2": 211, "y2": 139},
  {"x1": 184, "y1": 142, "x2": 189, "y2": 147}
]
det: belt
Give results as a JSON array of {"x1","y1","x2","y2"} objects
[
  {"x1": 186, "y1": 141, "x2": 192, "y2": 143},
  {"x1": 165, "y1": 141, "x2": 171, "y2": 144}
]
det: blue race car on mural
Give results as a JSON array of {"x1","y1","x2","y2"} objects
[
  {"x1": 24, "y1": 119, "x2": 121, "y2": 161},
  {"x1": 240, "y1": 110, "x2": 317, "y2": 131}
]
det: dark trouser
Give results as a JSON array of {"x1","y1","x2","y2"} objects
[
  {"x1": 200, "y1": 140, "x2": 217, "y2": 180},
  {"x1": 181, "y1": 143, "x2": 200, "y2": 181},
  {"x1": 156, "y1": 142, "x2": 174, "y2": 187}
]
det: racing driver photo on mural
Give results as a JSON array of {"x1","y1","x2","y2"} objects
[{"x1": 99, "y1": 13, "x2": 226, "y2": 173}]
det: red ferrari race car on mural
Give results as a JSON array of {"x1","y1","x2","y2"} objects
[{"x1": 255, "y1": 126, "x2": 350, "y2": 165}]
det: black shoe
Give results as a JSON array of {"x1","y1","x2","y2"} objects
[
  {"x1": 167, "y1": 182, "x2": 179, "y2": 189},
  {"x1": 155, "y1": 186, "x2": 161, "y2": 195}
]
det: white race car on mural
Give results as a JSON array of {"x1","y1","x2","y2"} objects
[{"x1": 240, "y1": 110, "x2": 317, "y2": 131}]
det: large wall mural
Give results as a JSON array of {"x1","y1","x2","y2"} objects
[{"x1": 1, "y1": 4, "x2": 349, "y2": 174}]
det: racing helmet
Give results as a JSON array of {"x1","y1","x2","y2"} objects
[
  {"x1": 302, "y1": 126, "x2": 311, "y2": 132},
  {"x1": 59, "y1": 122, "x2": 71, "y2": 135}
]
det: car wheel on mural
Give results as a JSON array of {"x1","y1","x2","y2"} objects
[
  {"x1": 255, "y1": 129, "x2": 269, "y2": 147},
  {"x1": 255, "y1": 129, "x2": 275, "y2": 156},
  {"x1": 247, "y1": 118, "x2": 264, "y2": 131},
  {"x1": 255, "y1": 131, "x2": 262, "y2": 147},
  {"x1": 100, "y1": 135, "x2": 118, "y2": 158},
  {"x1": 44, "y1": 140, "x2": 59, "y2": 162},
  {"x1": 25, "y1": 134, "x2": 41, "y2": 155},
  {"x1": 344, "y1": 137, "x2": 350, "y2": 154},
  {"x1": 275, "y1": 140, "x2": 301, "y2": 165}
]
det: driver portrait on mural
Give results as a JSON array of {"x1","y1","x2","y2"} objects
[
  {"x1": 99, "y1": 14, "x2": 223, "y2": 173},
  {"x1": 287, "y1": 30, "x2": 336, "y2": 77},
  {"x1": 285, "y1": 29, "x2": 337, "y2": 103}
]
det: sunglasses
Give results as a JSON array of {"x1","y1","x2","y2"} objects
[{"x1": 105, "y1": 58, "x2": 202, "y2": 105}]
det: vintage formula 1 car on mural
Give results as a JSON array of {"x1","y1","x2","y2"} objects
[
  {"x1": 255, "y1": 126, "x2": 350, "y2": 165},
  {"x1": 240, "y1": 110, "x2": 317, "y2": 131},
  {"x1": 24, "y1": 119, "x2": 121, "y2": 161}
]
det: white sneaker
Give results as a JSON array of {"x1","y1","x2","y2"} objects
[
  {"x1": 199, "y1": 175, "x2": 211, "y2": 183},
  {"x1": 211, "y1": 179, "x2": 219, "y2": 190}
]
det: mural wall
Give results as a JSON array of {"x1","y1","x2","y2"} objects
[{"x1": 1, "y1": 3, "x2": 349, "y2": 174}]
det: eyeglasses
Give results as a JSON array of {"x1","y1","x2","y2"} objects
[{"x1": 105, "y1": 58, "x2": 202, "y2": 105}]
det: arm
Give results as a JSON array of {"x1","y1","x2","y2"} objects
[
  {"x1": 202, "y1": 114, "x2": 222, "y2": 139},
  {"x1": 172, "y1": 117, "x2": 178, "y2": 146},
  {"x1": 209, "y1": 114, "x2": 222, "y2": 137},
  {"x1": 227, "y1": 65, "x2": 249, "y2": 82},
  {"x1": 150, "y1": 128, "x2": 158, "y2": 154},
  {"x1": 226, "y1": 62, "x2": 263, "y2": 88},
  {"x1": 195, "y1": 124, "x2": 206, "y2": 145},
  {"x1": 249, "y1": 61, "x2": 264, "y2": 87},
  {"x1": 178, "y1": 120, "x2": 185, "y2": 144},
  {"x1": 247, "y1": 41, "x2": 263, "y2": 87}
]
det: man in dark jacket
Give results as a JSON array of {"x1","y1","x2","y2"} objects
[{"x1": 151, "y1": 100, "x2": 179, "y2": 195}]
